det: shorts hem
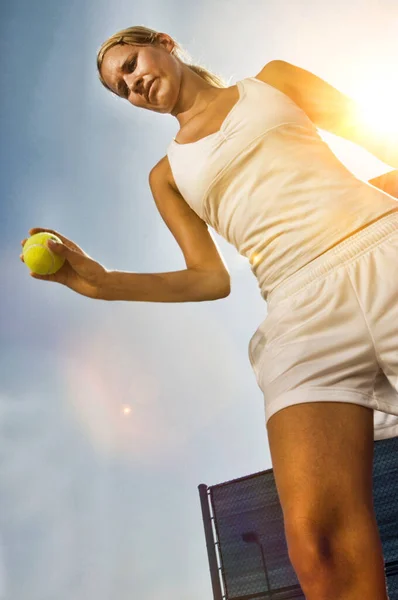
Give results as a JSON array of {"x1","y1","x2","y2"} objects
[
  {"x1": 374, "y1": 424, "x2": 398, "y2": 440},
  {"x1": 373, "y1": 401, "x2": 398, "y2": 440},
  {"x1": 265, "y1": 388, "x2": 398, "y2": 440},
  {"x1": 265, "y1": 387, "x2": 378, "y2": 424}
]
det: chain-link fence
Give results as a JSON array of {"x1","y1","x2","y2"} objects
[{"x1": 199, "y1": 436, "x2": 398, "y2": 600}]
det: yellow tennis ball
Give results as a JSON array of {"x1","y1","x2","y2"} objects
[{"x1": 23, "y1": 232, "x2": 66, "y2": 275}]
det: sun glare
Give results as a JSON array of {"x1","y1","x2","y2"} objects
[{"x1": 353, "y1": 79, "x2": 398, "y2": 137}]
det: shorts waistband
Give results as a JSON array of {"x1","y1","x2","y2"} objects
[{"x1": 267, "y1": 210, "x2": 398, "y2": 308}]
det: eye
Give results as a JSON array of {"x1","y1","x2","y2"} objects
[
  {"x1": 118, "y1": 83, "x2": 129, "y2": 99},
  {"x1": 118, "y1": 55, "x2": 137, "y2": 98}
]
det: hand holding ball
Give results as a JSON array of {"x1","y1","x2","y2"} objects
[
  {"x1": 22, "y1": 232, "x2": 65, "y2": 275},
  {"x1": 21, "y1": 228, "x2": 108, "y2": 299}
]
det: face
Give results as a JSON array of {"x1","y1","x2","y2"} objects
[{"x1": 100, "y1": 36, "x2": 181, "y2": 114}]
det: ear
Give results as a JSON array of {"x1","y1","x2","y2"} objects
[{"x1": 156, "y1": 33, "x2": 174, "y2": 51}]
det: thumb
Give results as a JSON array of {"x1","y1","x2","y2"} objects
[
  {"x1": 47, "y1": 239, "x2": 88, "y2": 269},
  {"x1": 47, "y1": 239, "x2": 75, "y2": 260},
  {"x1": 48, "y1": 240, "x2": 67, "y2": 253}
]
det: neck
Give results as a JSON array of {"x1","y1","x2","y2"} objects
[{"x1": 177, "y1": 88, "x2": 220, "y2": 131}]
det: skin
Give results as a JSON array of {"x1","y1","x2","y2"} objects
[
  {"x1": 18, "y1": 34, "x2": 226, "y2": 291},
  {"x1": 99, "y1": 33, "x2": 223, "y2": 132},
  {"x1": 19, "y1": 37, "x2": 393, "y2": 597}
]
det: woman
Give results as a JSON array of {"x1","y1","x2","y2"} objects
[{"x1": 20, "y1": 26, "x2": 398, "y2": 598}]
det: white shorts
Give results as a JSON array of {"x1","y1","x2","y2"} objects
[{"x1": 248, "y1": 210, "x2": 398, "y2": 440}]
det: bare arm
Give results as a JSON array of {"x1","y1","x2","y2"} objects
[
  {"x1": 269, "y1": 60, "x2": 398, "y2": 168},
  {"x1": 98, "y1": 157, "x2": 231, "y2": 303},
  {"x1": 368, "y1": 169, "x2": 398, "y2": 198},
  {"x1": 98, "y1": 268, "x2": 229, "y2": 302}
]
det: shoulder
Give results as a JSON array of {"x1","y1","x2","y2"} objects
[
  {"x1": 150, "y1": 155, "x2": 180, "y2": 194},
  {"x1": 253, "y1": 60, "x2": 295, "y2": 99}
]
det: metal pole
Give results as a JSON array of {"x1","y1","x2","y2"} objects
[
  {"x1": 198, "y1": 484, "x2": 223, "y2": 600},
  {"x1": 259, "y1": 542, "x2": 273, "y2": 599}
]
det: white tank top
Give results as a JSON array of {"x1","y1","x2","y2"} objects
[{"x1": 167, "y1": 77, "x2": 398, "y2": 300}]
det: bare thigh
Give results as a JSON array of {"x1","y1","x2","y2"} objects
[{"x1": 267, "y1": 402, "x2": 375, "y2": 546}]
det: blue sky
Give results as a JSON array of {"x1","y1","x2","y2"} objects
[{"x1": 1, "y1": 1, "x2": 396, "y2": 598}]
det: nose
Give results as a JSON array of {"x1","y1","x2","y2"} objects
[{"x1": 123, "y1": 73, "x2": 144, "y2": 98}]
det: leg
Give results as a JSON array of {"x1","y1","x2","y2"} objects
[{"x1": 267, "y1": 401, "x2": 389, "y2": 600}]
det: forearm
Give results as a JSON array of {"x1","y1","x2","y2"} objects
[
  {"x1": 98, "y1": 268, "x2": 230, "y2": 302},
  {"x1": 368, "y1": 170, "x2": 398, "y2": 197}
]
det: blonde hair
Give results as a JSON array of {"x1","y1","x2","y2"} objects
[{"x1": 97, "y1": 25, "x2": 228, "y2": 93}]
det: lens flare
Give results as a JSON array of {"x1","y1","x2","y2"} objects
[{"x1": 353, "y1": 79, "x2": 398, "y2": 139}]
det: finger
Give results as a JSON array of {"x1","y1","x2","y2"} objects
[
  {"x1": 29, "y1": 227, "x2": 65, "y2": 240},
  {"x1": 47, "y1": 239, "x2": 68, "y2": 255},
  {"x1": 29, "y1": 272, "x2": 58, "y2": 282},
  {"x1": 47, "y1": 240, "x2": 83, "y2": 267},
  {"x1": 28, "y1": 229, "x2": 84, "y2": 254},
  {"x1": 29, "y1": 227, "x2": 55, "y2": 235},
  {"x1": 28, "y1": 228, "x2": 73, "y2": 248}
]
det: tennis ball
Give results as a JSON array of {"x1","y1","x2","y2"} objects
[{"x1": 23, "y1": 232, "x2": 66, "y2": 275}]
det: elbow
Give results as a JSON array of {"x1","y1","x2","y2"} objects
[
  {"x1": 192, "y1": 268, "x2": 231, "y2": 301},
  {"x1": 207, "y1": 277, "x2": 231, "y2": 301},
  {"x1": 223, "y1": 283, "x2": 231, "y2": 298},
  {"x1": 217, "y1": 278, "x2": 231, "y2": 299}
]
